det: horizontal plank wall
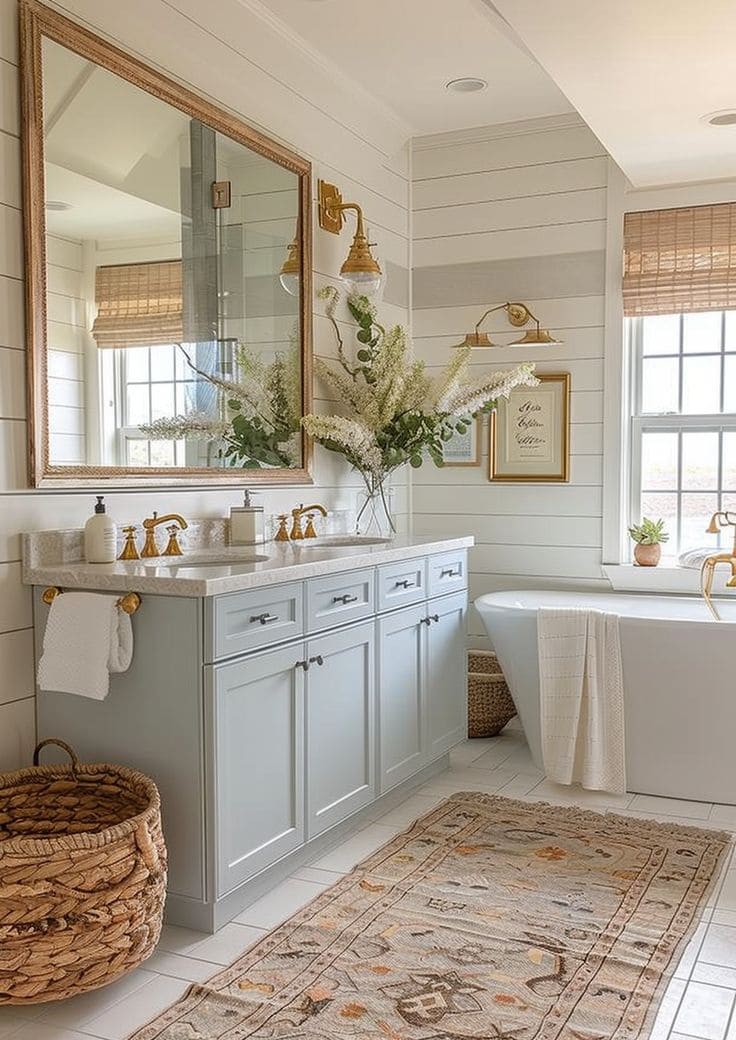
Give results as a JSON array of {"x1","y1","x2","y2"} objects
[
  {"x1": 0, "y1": 0, "x2": 410, "y2": 769},
  {"x1": 411, "y1": 116, "x2": 610, "y2": 648}
]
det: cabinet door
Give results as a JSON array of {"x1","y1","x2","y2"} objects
[
  {"x1": 378, "y1": 604, "x2": 427, "y2": 792},
  {"x1": 426, "y1": 592, "x2": 467, "y2": 759},
  {"x1": 306, "y1": 621, "x2": 375, "y2": 837},
  {"x1": 213, "y1": 644, "x2": 305, "y2": 895}
]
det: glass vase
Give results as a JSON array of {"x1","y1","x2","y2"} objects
[{"x1": 356, "y1": 475, "x2": 396, "y2": 539}]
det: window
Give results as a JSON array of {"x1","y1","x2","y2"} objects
[
  {"x1": 629, "y1": 310, "x2": 736, "y2": 554},
  {"x1": 117, "y1": 344, "x2": 198, "y2": 467}
]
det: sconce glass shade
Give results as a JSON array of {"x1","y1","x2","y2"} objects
[
  {"x1": 279, "y1": 239, "x2": 300, "y2": 296},
  {"x1": 339, "y1": 227, "x2": 382, "y2": 297}
]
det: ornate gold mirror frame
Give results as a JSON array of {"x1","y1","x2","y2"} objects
[{"x1": 20, "y1": 0, "x2": 313, "y2": 487}]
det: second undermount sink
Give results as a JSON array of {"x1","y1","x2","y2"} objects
[
  {"x1": 143, "y1": 554, "x2": 270, "y2": 569},
  {"x1": 293, "y1": 536, "x2": 392, "y2": 548}
]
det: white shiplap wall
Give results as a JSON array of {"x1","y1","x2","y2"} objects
[
  {"x1": 411, "y1": 116, "x2": 611, "y2": 647},
  {"x1": 0, "y1": 0, "x2": 410, "y2": 769}
]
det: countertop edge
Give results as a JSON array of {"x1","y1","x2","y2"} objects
[{"x1": 24, "y1": 536, "x2": 475, "y2": 598}]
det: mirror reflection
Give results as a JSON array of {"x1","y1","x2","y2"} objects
[{"x1": 42, "y1": 36, "x2": 305, "y2": 473}]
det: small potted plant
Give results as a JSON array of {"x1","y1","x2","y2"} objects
[{"x1": 629, "y1": 517, "x2": 669, "y2": 567}]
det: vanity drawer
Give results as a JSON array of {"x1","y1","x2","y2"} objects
[
  {"x1": 427, "y1": 550, "x2": 468, "y2": 598},
  {"x1": 207, "y1": 582, "x2": 303, "y2": 661},
  {"x1": 306, "y1": 568, "x2": 374, "y2": 633},
  {"x1": 377, "y1": 558, "x2": 427, "y2": 612}
]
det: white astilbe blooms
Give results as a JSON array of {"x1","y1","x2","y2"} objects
[
  {"x1": 301, "y1": 414, "x2": 382, "y2": 476},
  {"x1": 427, "y1": 342, "x2": 473, "y2": 414},
  {"x1": 315, "y1": 358, "x2": 373, "y2": 417},
  {"x1": 139, "y1": 413, "x2": 230, "y2": 441},
  {"x1": 442, "y1": 362, "x2": 538, "y2": 418}
]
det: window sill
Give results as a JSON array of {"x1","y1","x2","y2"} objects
[{"x1": 602, "y1": 562, "x2": 710, "y2": 595}]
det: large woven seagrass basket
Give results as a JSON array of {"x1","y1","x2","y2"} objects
[
  {"x1": 0, "y1": 739, "x2": 167, "y2": 1004},
  {"x1": 467, "y1": 650, "x2": 517, "y2": 738}
]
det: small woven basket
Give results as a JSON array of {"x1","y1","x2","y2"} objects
[
  {"x1": 0, "y1": 739, "x2": 167, "y2": 1005},
  {"x1": 468, "y1": 650, "x2": 516, "y2": 738}
]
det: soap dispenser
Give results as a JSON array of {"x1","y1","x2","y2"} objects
[
  {"x1": 230, "y1": 490, "x2": 265, "y2": 546},
  {"x1": 84, "y1": 496, "x2": 117, "y2": 563}
]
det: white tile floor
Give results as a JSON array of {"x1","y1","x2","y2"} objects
[{"x1": 3, "y1": 721, "x2": 735, "y2": 1039}]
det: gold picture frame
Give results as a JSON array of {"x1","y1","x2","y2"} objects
[
  {"x1": 489, "y1": 373, "x2": 570, "y2": 482},
  {"x1": 20, "y1": 0, "x2": 314, "y2": 488},
  {"x1": 441, "y1": 416, "x2": 481, "y2": 467}
]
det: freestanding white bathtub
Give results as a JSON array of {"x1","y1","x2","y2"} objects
[{"x1": 475, "y1": 590, "x2": 736, "y2": 804}]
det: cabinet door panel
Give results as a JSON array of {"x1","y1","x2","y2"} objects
[
  {"x1": 427, "y1": 592, "x2": 467, "y2": 759},
  {"x1": 378, "y1": 604, "x2": 426, "y2": 791},
  {"x1": 214, "y1": 644, "x2": 304, "y2": 894},
  {"x1": 306, "y1": 621, "x2": 375, "y2": 837}
]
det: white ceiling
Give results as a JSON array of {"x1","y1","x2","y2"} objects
[
  {"x1": 491, "y1": 0, "x2": 736, "y2": 187},
  {"x1": 257, "y1": 0, "x2": 573, "y2": 135}
]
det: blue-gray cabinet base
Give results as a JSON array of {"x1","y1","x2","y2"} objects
[{"x1": 35, "y1": 550, "x2": 467, "y2": 932}]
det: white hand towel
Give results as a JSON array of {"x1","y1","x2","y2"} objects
[
  {"x1": 38, "y1": 592, "x2": 134, "y2": 700},
  {"x1": 538, "y1": 607, "x2": 626, "y2": 794}
]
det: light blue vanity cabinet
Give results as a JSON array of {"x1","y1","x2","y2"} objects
[
  {"x1": 210, "y1": 642, "x2": 305, "y2": 896},
  {"x1": 33, "y1": 544, "x2": 469, "y2": 932},
  {"x1": 377, "y1": 590, "x2": 467, "y2": 792}
]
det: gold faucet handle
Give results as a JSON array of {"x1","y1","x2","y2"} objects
[
  {"x1": 118, "y1": 525, "x2": 140, "y2": 561},
  {"x1": 162, "y1": 524, "x2": 184, "y2": 557},
  {"x1": 304, "y1": 514, "x2": 318, "y2": 539},
  {"x1": 274, "y1": 515, "x2": 290, "y2": 542}
]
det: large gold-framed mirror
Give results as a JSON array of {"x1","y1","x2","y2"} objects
[{"x1": 20, "y1": 0, "x2": 313, "y2": 487}]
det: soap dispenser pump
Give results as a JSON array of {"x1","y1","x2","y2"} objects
[
  {"x1": 84, "y1": 495, "x2": 117, "y2": 563},
  {"x1": 230, "y1": 489, "x2": 265, "y2": 546}
]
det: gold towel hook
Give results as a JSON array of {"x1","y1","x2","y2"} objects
[{"x1": 42, "y1": 587, "x2": 142, "y2": 615}]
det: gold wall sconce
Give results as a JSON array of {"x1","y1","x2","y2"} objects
[
  {"x1": 457, "y1": 301, "x2": 562, "y2": 348},
  {"x1": 317, "y1": 179, "x2": 382, "y2": 295},
  {"x1": 279, "y1": 237, "x2": 300, "y2": 296}
]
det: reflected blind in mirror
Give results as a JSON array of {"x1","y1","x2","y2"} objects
[
  {"x1": 92, "y1": 260, "x2": 183, "y2": 348},
  {"x1": 623, "y1": 203, "x2": 736, "y2": 317}
]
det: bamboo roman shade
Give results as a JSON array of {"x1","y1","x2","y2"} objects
[
  {"x1": 623, "y1": 203, "x2": 736, "y2": 316},
  {"x1": 91, "y1": 260, "x2": 183, "y2": 349}
]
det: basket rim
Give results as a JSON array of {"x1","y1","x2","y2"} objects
[{"x1": 0, "y1": 760, "x2": 161, "y2": 855}]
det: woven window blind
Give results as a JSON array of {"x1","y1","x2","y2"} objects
[
  {"x1": 91, "y1": 260, "x2": 183, "y2": 349},
  {"x1": 623, "y1": 203, "x2": 736, "y2": 317}
]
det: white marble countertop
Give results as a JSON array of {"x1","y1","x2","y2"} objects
[{"x1": 23, "y1": 535, "x2": 474, "y2": 598}]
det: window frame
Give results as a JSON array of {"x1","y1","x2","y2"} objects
[{"x1": 628, "y1": 313, "x2": 736, "y2": 555}]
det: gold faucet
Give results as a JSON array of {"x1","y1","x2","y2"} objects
[
  {"x1": 701, "y1": 511, "x2": 736, "y2": 620},
  {"x1": 141, "y1": 512, "x2": 189, "y2": 558},
  {"x1": 289, "y1": 503, "x2": 328, "y2": 540}
]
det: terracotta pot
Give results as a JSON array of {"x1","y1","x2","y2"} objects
[{"x1": 634, "y1": 542, "x2": 661, "y2": 567}]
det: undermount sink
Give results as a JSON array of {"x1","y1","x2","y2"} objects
[
  {"x1": 143, "y1": 554, "x2": 270, "y2": 569},
  {"x1": 292, "y1": 536, "x2": 392, "y2": 548}
]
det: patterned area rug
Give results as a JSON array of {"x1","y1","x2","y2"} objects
[{"x1": 132, "y1": 793, "x2": 732, "y2": 1039}]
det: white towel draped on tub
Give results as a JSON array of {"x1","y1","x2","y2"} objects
[
  {"x1": 537, "y1": 608, "x2": 626, "y2": 794},
  {"x1": 38, "y1": 592, "x2": 134, "y2": 700}
]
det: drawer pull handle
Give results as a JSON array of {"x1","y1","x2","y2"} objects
[
  {"x1": 333, "y1": 594, "x2": 358, "y2": 605},
  {"x1": 309, "y1": 655, "x2": 324, "y2": 667},
  {"x1": 421, "y1": 614, "x2": 440, "y2": 626},
  {"x1": 295, "y1": 659, "x2": 309, "y2": 671},
  {"x1": 420, "y1": 616, "x2": 431, "y2": 626},
  {"x1": 441, "y1": 567, "x2": 460, "y2": 578},
  {"x1": 395, "y1": 579, "x2": 415, "y2": 589},
  {"x1": 250, "y1": 612, "x2": 279, "y2": 626},
  {"x1": 430, "y1": 613, "x2": 439, "y2": 623}
]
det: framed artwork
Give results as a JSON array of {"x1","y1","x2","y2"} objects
[
  {"x1": 441, "y1": 416, "x2": 481, "y2": 467},
  {"x1": 489, "y1": 373, "x2": 570, "y2": 482}
]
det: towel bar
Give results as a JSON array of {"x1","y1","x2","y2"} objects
[{"x1": 42, "y1": 587, "x2": 142, "y2": 615}]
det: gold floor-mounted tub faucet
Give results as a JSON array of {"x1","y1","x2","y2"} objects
[{"x1": 701, "y1": 511, "x2": 736, "y2": 620}]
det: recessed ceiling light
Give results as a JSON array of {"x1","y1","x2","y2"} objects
[
  {"x1": 446, "y1": 77, "x2": 488, "y2": 94},
  {"x1": 703, "y1": 110, "x2": 736, "y2": 126},
  {"x1": 45, "y1": 200, "x2": 72, "y2": 211}
]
